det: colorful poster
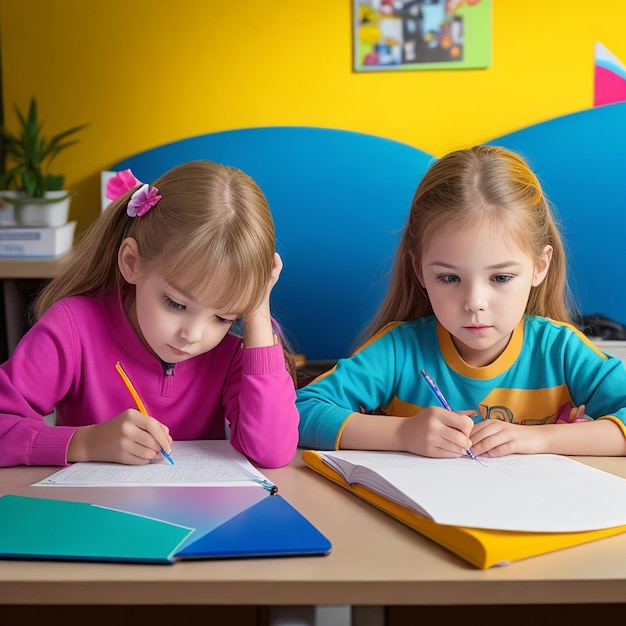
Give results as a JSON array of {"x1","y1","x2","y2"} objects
[
  {"x1": 594, "y1": 41, "x2": 626, "y2": 107},
  {"x1": 354, "y1": 0, "x2": 491, "y2": 72}
]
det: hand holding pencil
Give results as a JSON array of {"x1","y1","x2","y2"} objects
[
  {"x1": 65, "y1": 396, "x2": 174, "y2": 465},
  {"x1": 409, "y1": 369, "x2": 482, "y2": 463},
  {"x1": 115, "y1": 361, "x2": 175, "y2": 464},
  {"x1": 67, "y1": 361, "x2": 174, "y2": 465}
]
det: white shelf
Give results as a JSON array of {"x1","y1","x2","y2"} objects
[{"x1": 590, "y1": 339, "x2": 626, "y2": 363}]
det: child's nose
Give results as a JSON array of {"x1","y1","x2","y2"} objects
[
  {"x1": 180, "y1": 320, "x2": 203, "y2": 343},
  {"x1": 464, "y1": 285, "x2": 488, "y2": 313}
]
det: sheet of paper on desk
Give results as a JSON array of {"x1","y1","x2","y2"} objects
[
  {"x1": 33, "y1": 440, "x2": 274, "y2": 487},
  {"x1": 319, "y1": 450, "x2": 626, "y2": 532}
]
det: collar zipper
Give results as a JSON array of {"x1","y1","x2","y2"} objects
[{"x1": 161, "y1": 361, "x2": 175, "y2": 397}]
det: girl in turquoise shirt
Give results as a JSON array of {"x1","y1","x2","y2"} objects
[{"x1": 297, "y1": 145, "x2": 626, "y2": 458}]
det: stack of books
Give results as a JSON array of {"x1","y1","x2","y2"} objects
[
  {"x1": 0, "y1": 199, "x2": 76, "y2": 258},
  {"x1": 0, "y1": 222, "x2": 76, "y2": 258}
]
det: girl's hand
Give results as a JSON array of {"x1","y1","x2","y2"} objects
[
  {"x1": 67, "y1": 409, "x2": 173, "y2": 464},
  {"x1": 471, "y1": 413, "x2": 626, "y2": 457},
  {"x1": 470, "y1": 419, "x2": 543, "y2": 457},
  {"x1": 398, "y1": 407, "x2": 477, "y2": 458},
  {"x1": 243, "y1": 252, "x2": 283, "y2": 347}
]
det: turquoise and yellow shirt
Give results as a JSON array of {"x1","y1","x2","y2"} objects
[{"x1": 296, "y1": 315, "x2": 626, "y2": 450}]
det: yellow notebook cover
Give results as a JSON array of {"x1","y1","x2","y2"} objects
[{"x1": 302, "y1": 450, "x2": 626, "y2": 569}]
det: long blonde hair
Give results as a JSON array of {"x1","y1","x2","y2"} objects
[
  {"x1": 362, "y1": 145, "x2": 576, "y2": 341},
  {"x1": 35, "y1": 160, "x2": 276, "y2": 320}
]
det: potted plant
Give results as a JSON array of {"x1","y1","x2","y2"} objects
[{"x1": 0, "y1": 96, "x2": 87, "y2": 227}]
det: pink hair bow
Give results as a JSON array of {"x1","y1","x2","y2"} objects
[
  {"x1": 127, "y1": 184, "x2": 162, "y2": 217},
  {"x1": 105, "y1": 169, "x2": 140, "y2": 201}
]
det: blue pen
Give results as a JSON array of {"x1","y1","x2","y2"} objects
[
  {"x1": 420, "y1": 368, "x2": 481, "y2": 463},
  {"x1": 160, "y1": 448, "x2": 175, "y2": 465}
]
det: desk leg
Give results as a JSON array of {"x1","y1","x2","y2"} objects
[
  {"x1": 268, "y1": 606, "x2": 384, "y2": 626},
  {"x1": 353, "y1": 606, "x2": 385, "y2": 626}
]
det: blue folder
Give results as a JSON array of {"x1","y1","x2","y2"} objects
[
  {"x1": 176, "y1": 494, "x2": 331, "y2": 559},
  {"x1": 0, "y1": 488, "x2": 331, "y2": 564}
]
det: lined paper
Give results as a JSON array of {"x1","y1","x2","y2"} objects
[{"x1": 34, "y1": 440, "x2": 273, "y2": 487}]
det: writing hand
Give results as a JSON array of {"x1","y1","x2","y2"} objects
[
  {"x1": 67, "y1": 409, "x2": 172, "y2": 464},
  {"x1": 399, "y1": 407, "x2": 477, "y2": 458}
]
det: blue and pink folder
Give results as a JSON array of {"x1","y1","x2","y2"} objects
[{"x1": 0, "y1": 486, "x2": 331, "y2": 564}]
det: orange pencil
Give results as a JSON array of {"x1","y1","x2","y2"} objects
[{"x1": 115, "y1": 361, "x2": 175, "y2": 465}]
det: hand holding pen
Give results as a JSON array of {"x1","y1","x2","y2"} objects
[
  {"x1": 420, "y1": 369, "x2": 485, "y2": 465},
  {"x1": 115, "y1": 361, "x2": 175, "y2": 465}
]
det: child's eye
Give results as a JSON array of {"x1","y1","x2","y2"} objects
[
  {"x1": 216, "y1": 316, "x2": 236, "y2": 326},
  {"x1": 164, "y1": 296, "x2": 185, "y2": 311},
  {"x1": 438, "y1": 274, "x2": 460, "y2": 284},
  {"x1": 492, "y1": 274, "x2": 513, "y2": 284}
]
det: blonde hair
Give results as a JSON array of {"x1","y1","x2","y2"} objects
[
  {"x1": 35, "y1": 160, "x2": 276, "y2": 320},
  {"x1": 362, "y1": 145, "x2": 576, "y2": 341}
]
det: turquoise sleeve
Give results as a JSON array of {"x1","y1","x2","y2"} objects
[
  {"x1": 563, "y1": 333, "x2": 626, "y2": 429},
  {"x1": 296, "y1": 330, "x2": 400, "y2": 449}
]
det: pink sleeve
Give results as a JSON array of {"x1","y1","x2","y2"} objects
[
  {"x1": 225, "y1": 343, "x2": 299, "y2": 468},
  {"x1": 0, "y1": 305, "x2": 78, "y2": 467}
]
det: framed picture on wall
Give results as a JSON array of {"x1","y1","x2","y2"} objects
[{"x1": 353, "y1": 0, "x2": 491, "y2": 72}]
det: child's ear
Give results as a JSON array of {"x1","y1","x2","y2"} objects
[
  {"x1": 409, "y1": 252, "x2": 426, "y2": 288},
  {"x1": 118, "y1": 237, "x2": 142, "y2": 284},
  {"x1": 532, "y1": 245, "x2": 553, "y2": 286}
]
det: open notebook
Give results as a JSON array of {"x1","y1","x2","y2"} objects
[{"x1": 302, "y1": 449, "x2": 626, "y2": 569}]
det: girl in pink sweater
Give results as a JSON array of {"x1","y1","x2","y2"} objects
[{"x1": 0, "y1": 161, "x2": 298, "y2": 468}]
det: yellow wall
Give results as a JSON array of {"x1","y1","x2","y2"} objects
[{"x1": 1, "y1": 0, "x2": 625, "y2": 228}]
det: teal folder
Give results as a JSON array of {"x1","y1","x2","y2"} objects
[
  {"x1": 0, "y1": 490, "x2": 331, "y2": 564},
  {"x1": 0, "y1": 494, "x2": 193, "y2": 563}
]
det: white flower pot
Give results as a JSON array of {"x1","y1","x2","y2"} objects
[{"x1": 0, "y1": 190, "x2": 71, "y2": 227}]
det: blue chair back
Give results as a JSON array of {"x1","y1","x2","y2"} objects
[{"x1": 486, "y1": 103, "x2": 626, "y2": 325}]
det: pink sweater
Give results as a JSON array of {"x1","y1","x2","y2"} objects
[{"x1": 0, "y1": 293, "x2": 299, "y2": 468}]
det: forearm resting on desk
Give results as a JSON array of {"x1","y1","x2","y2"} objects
[
  {"x1": 469, "y1": 417, "x2": 626, "y2": 457},
  {"x1": 341, "y1": 413, "x2": 626, "y2": 458}
]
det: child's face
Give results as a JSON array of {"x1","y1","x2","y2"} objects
[
  {"x1": 415, "y1": 220, "x2": 551, "y2": 367},
  {"x1": 127, "y1": 270, "x2": 241, "y2": 364}
]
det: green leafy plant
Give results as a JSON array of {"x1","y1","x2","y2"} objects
[{"x1": 0, "y1": 97, "x2": 87, "y2": 198}]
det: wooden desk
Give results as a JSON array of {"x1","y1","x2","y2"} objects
[
  {"x1": 2, "y1": 453, "x2": 626, "y2": 625},
  {"x1": 0, "y1": 254, "x2": 70, "y2": 356}
]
